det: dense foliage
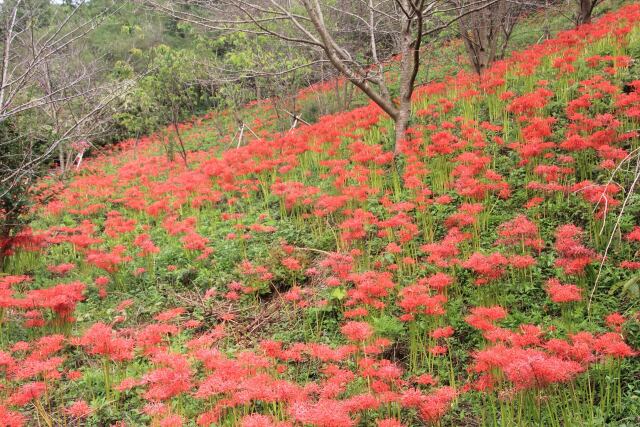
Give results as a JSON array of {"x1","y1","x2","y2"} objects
[{"x1": 1, "y1": 3, "x2": 640, "y2": 426}]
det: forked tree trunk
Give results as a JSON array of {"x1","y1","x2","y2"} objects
[
  {"x1": 577, "y1": 0, "x2": 596, "y2": 25},
  {"x1": 171, "y1": 107, "x2": 188, "y2": 166},
  {"x1": 393, "y1": 0, "x2": 423, "y2": 154},
  {"x1": 459, "y1": 0, "x2": 507, "y2": 75}
]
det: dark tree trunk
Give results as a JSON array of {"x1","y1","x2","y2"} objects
[
  {"x1": 171, "y1": 108, "x2": 188, "y2": 166},
  {"x1": 577, "y1": 0, "x2": 596, "y2": 25},
  {"x1": 459, "y1": 0, "x2": 507, "y2": 75}
]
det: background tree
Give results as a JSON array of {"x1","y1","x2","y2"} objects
[
  {"x1": 116, "y1": 44, "x2": 207, "y2": 164},
  {"x1": 146, "y1": 0, "x2": 499, "y2": 153},
  {"x1": 575, "y1": 0, "x2": 601, "y2": 25},
  {"x1": 0, "y1": 0, "x2": 130, "y2": 266},
  {"x1": 453, "y1": 0, "x2": 546, "y2": 75},
  {"x1": 454, "y1": 0, "x2": 508, "y2": 74},
  {"x1": 198, "y1": 31, "x2": 318, "y2": 135}
]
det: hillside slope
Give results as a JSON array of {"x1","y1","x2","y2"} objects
[{"x1": 2, "y1": 4, "x2": 640, "y2": 426}]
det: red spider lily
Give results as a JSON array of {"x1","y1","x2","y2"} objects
[
  {"x1": 378, "y1": 212, "x2": 420, "y2": 243},
  {"x1": 17, "y1": 282, "x2": 86, "y2": 323},
  {"x1": 23, "y1": 310, "x2": 45, "y2": 328},
  {"x1": 159, "y1": 414, "x2": 184, "y2": 427},
  {"x1": 533, "y1": 164, "x2": 573, "y2": 183},
  {"x1": 605, "y1": 312, "x2": 626, "y2": 332},
  {"x1": 571, "y1": 181, "x2": 620, "y2": 218},
  {"x1": 422, "y1": 272, "x2": 454, "y2": 292},
  {"x1": 615, "y1": 80, "x2": 640, "y2": 118},
  {"x1": 625, "y1": 226, "x2": 640, "y2": 242},
  {"x1": 0, "y1": 405, "x2": 25, "y2": 427},
  {"x1": 142, "y1": 402, "x2": 167, "y2": 417},
  {"x1": 473, "y1": 345, "x2": 585, "y2": 390},
  {"x1": 239, "y1": 414, "x2": 288, "y2": 427},
  {"x1": 65, "y1": 400, "x2": 92, "y2": 418},
  {"x1": 12, "y1": 356, "x2": 65, "y2": 382},
  {"x1": 0, "y1": 275, "x2": 31, "y2": 288},
  {"x1": 553, "y1": 51, "x2": 577, "y2": 74},
  {"x1": 154, "y1": 307, "x2": 186, "y2": 322},
  {"x1": 340, "y1": 321, "x2": 374, "y2": 342},
  {"x1": 115, "y1": 377, "x2": 142, "y2": 392},
  {"x1": 22, "y1": 334, "x2": 64, "y2": 361},
  {"x1": 182, "y1": 232, "x2": 210, "y2": 253},
  {"x1": 86, "y1": 245, "x2": 131, "y2": 273},
  {"x1": 134, "y1": 233, "x2": 160, "y2": 256},
  {"x1": 8, "y1": 381, "x2": 47, "y2": 406},
  {"x1": 142, "y1": 351, "x2": 192, "y2": 401},
  {"x1": 462, "y1": 252, "x2": 509, "y2": 285},
  {"x1": 619, "y1": 260, "x2": 640, "y2": 270},
  {"x1": 496, "y1": 215, "x2": 543, "y2": 252},
  {"x1": 594, "y1": 333, "x2": 636, "y2": 358},
  {"x1": 65, "y1": 370, "x2": 82, "y2": 381},
  {"x1": 271, "y1": 181, "x2": 321, "y2": 210},
  {"x1": 431, "y1": 326, "x2": 454, "y2": 339},
  {"x1": 0, "y1": 5, "x2": 639, "y2": 425},
  {"x1": 104, "y1": 211, "x2": 137, "y2": 238},
  {"x1": 289, "y1": 398, "x2": 356, "y2": 427},
  {"x1": 47, "y1": 262, "x2": 75, "y2": 276},
  {"x1": 545, "y1": 278, "x2": 582, "y2": 303},
  {"x1": 163, "y1": 215, "x2": 197, "y2": 236},
  {"x1": 397, "y1": 284, "x2": 446, "y2": 320},
  {"x1": 509, "y1": 324, "x2": 544, "y2": 348},
  {"x1": 444, "y1": 203, "x2": 483, "y2": 229},
  {"x1": 420, "y1": 228, "x2": 468, "y2": 268},
  {"x1": 554, "y1": 225, "x2": 597, "y2": 275},
  {"x1": 507, "y1": 87, "x2": 553, "y2": 116},
  {"x1": 281, "y1": 257, "x2": 302, "y2": 271},
  {"x1": 136, "y1": 323, "x2": 179, "y2": 355},
  {"x1": 339, "y1": 209, "x2": 379, "y2": 244},
  {"x1": 377, "y1": 419, "x2": 405, "y2": 427},
  {"x1": 306, "y1": 343, "x2": 355, "y2": 362},
  {"x1": 319, "y1": 253, "x2": 354, "y2": 280},
  {"x1": 508, "y1": 254, "x2": 536, "y2": 269},
  {"x1": 417, "y1": 386, "x2": 457, "y2": 423},
  {"x1": 465, "y1": 306, "x2": 508, "y2": 331},
  {"x1": 77, "y1": 322, "x2": 134, "y2": 361},
  {"x1": 95, "y1": 276, "x2": 110, "y2": 298},
  {"x1": 346, "y1": 271, "x2": 396, "y2": 308}
]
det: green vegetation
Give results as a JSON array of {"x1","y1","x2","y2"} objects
[{"x1": 0, "y1": 1, "x2": 639, "y2": 426}]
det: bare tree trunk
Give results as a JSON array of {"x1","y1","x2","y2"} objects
[
  {"x1": 344, "y1": 80, "x2": 354, "y2": 111},
  {"x1": 300, "y1": 0, "x2": 399, "y2": 123},
  {"x1": 459, "y1": 0, "x2": 507, "y2": 75},
  {"x1": 172, "y1": 120, "x2": 188, "y2": 166},
  {"x1": 65, "y1": 148, "x2": 75, "y2": 171},
  {"x1": 255, "y1": 77, "x2": 261, "y2": 100},
  {"x1": 58, "y1": 145, "x2": 66, "y2": 172},
  {"x1": 396, "y1": 40, "x2": 413, "y2": 151},
  {"x1": 577, "y1": 0, "x2": 596, "y2": 25},
  {"x1": 0, "y1": 0, "x2": 21, "y2": 111},
  {"x1": 394, "y1": 0, "x2": 424, "y2": 153},
  {"x1": 395, "y1": 106, "x2": 410, "y2": 152}
]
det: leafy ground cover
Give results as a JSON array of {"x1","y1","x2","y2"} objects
[{"x1": 1, "y1": 4, "x2": 640, "y2": 426}]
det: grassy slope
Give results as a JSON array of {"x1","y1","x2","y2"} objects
[{"x1": 2, "y1": 4, "x2": 640, "y2": 426}]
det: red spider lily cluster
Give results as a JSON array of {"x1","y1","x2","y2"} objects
[{"x1": 1, "y1": 4, "x2": 640, "y2": 426}]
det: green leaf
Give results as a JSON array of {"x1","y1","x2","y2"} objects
[
  {"x1": 330, "y1": 287, "x2": 346, "y2": 301},
  {"x1": 610, "y1": 274, "x2": 640, "y2": 299}
]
